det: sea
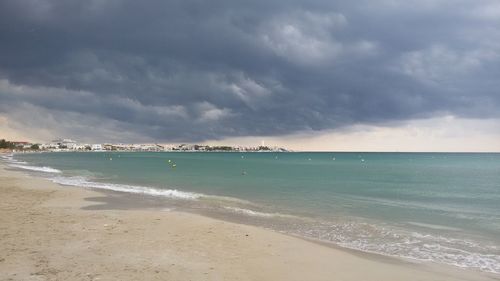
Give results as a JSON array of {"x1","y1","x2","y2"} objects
[{"x1": 2, "y1": 151, "x2": 500, "y2": 274}]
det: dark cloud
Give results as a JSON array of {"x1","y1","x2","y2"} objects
[{"x1": 0, "y1": 0, "x2": 499, "y2": 142}]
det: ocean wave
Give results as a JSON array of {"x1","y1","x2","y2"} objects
[
  {"x1": 1, "y1": 154, "x2": 15, "y2": 162},
  {"x1": 223, "y1": 206, "x2": 294, "y2": 218},
  {"x1": 344, "y1": 240, "x2": 500, "y2": 274},
  {"x1": 8, "y1": 164, "x2": 62, "y2": 173},
  {"x1": 50, "y1": 176, "x2": 202, "y2": 200},
  {"x1": 406, "y1": 221, "x2": 462, "y2": 231},
  {"x1": 203, "y1": 195, "x2": 255, "y2": 206},
  {"x1": 291, "y1": 220, "x2": 500, "y2": 274},
  {"x1": 2, "y1": 154, "x2": 28, "y2": 165}
]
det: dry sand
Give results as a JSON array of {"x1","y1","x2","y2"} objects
[{"x1": 0, "y1": 162, "x2": 497, "y2": 281}]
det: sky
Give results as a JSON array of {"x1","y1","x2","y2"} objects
[{"x1": 0, "y1": 0, "x2": 499, "y2": 151}]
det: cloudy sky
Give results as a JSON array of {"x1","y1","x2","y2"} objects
[{"x1": 0, "y1": 0, "x2": 499, "y2": 151}]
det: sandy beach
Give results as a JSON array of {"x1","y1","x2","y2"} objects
[{"x1": 0, "y1": 162, "x2": 497, "y2": 281}]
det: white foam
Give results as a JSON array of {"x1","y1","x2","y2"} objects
[
  {"x1": 341, "y1": 241, "x2": 499, "y2": 274},
  {"x1": 203, "y1": 195, "x2": 255, "y2": 205},
  {"x1": 223, "y1": 206, "x2": 293, "y2": 218},
  {"x1": 2, "y1": 154, "x2": 28, "y2": 165},
  {"x1": 291, "y1": 221, "x2": 500, "y2": 274},
  {"x1": 50, "y1": 176, "x2": 201, "y2": 200},
  {"x1": 9, "y1": 164, "x2": 62, "y2": 173},
  {"x1": 224, "y1": 206, "x2": 275, "y2": 217},
  {"x1": 1, "y1": 154, "x2": 14, "y2": 162},
  {"x1": 406, "y1": 221, "x2": 462, "y2": 231}
]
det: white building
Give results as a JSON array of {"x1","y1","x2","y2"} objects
[
  {"x1": 41, "y1": 143, "x2": 59, "y2": 149},
  {"x1": 91, "y1": 144, "x2": 103, "y2": 151},
  {"x1": 48, "y1": 138, "x2": 79, "y2": 150}
]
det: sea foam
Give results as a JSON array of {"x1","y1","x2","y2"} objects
[
  {"x1": 8, "y1": 164, "x2": 62, "y2": 173},
  {"x1": 223, "y1": 206, "x2": 293, "y2": 218},
  {"x1": 2, "y1": 154, "x2": 30, "y2": 165},
  {"x1": 291, "y1": 220, "x2": 500, "y2": 274},
  {"x1": 51, "y1": 176, "x2": 201, "y2": 200}
]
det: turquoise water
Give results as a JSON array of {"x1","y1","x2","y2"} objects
[{"x1": 4, "y1": 152, "x2": 500, "y2": 273}]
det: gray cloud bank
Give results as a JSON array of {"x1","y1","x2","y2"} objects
[{"x1": 0, "y1": 0, "x2": 499, "y2": 142}]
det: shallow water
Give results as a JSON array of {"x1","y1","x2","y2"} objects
[{"x1": 4, "y1": 152, "x2": 500, "y2": 273}]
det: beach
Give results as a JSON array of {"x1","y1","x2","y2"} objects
[{"x1": 0, "y1": 161, "x2": 497, "y2": 281}]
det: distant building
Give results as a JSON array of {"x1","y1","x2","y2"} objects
[
  {"x1": 91, "y1": 144, "x2": 103, "y2": 151},
  {"x1": 40, "y1": 143, "x2": 59, "y2": 149},
  {"x1": 103, "y1": 143, "x2": 114, "y2": 151},
  {"x1": 49, "y1": 138, "x2": 78, "y2": 150}
]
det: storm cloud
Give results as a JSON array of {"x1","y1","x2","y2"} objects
[{"x1": 0, "y1": 0, "x2": 499, "y2": 142}]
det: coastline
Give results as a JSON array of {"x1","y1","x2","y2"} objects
[{"x1": 0, "y1": 162, "x2": 497, "y2": 281}]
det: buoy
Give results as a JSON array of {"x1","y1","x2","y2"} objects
[{"x1": 109, "y1": 158, "x2": 112, "y2": 161}]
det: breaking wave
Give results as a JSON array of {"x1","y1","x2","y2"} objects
[{"x1": 50, "y1": 176, "x2": 202, "y2": 200}]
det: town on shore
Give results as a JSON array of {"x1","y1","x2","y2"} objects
[{"x1": 0, "y1": 138, "x2": 289, "y2": 153}]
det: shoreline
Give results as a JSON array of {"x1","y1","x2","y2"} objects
[{"x1": 0, "y1": 161, "x2": 497, "y2": 280}]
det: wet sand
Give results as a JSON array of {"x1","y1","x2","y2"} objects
[{"x1": 0, "y1": 162, "x2": 497, "y2": 281}]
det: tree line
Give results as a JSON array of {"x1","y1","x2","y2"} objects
[{"x1": 0, "y1": 139, "x2": 39, "y2": 150}]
